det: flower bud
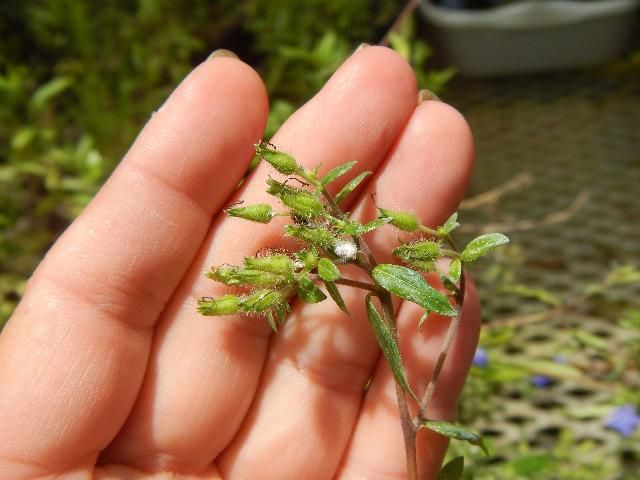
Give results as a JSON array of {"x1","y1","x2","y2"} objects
[
  {"x1": 378, "y1": 207, "x2": 420, "y2": 232},
  {"x1": 244, "y1": 254, "x2": 294, "y2": 275},
  {"x1": 295, "y1": 249, "x2": 319, "y2": 270},
  {"x1": 240, "y1": 289, "x2": 283, "y2": 313},
  {"x1": 255, "y1": 143, "x2": 300, "y2": 175},
  {"x1": 207, "y1": 266, "x2": 286, "y2": 287},
  {"x1": 280, "y1": 190, "x2": 325, "y2": 218},
  {"x1": 393, "y1": 241, "x2": 441, "y2": 262},
  {"x1": 225, "y1": 204, "x2": 275, "y2": 223},
  {"x1": 284, "y1": 225, "x2": 337, "y2": 250},
  {"x1": 197, "y1": 294, "x2": 240, "y2": 315}
]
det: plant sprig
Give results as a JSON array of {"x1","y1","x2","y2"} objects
[{"x1": 198, "y1": 141, "x2": 509, "y2": 479}]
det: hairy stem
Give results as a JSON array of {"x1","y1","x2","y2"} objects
[
  {"x1": 309, "y1": 274, "x2": 379, "y2": 292},
  {"x1": 381, "y1": 291, "x2": 419, "y2": 480},
  {"x1": 417, "y1": 269, "x2": 466, "y2": 422}
]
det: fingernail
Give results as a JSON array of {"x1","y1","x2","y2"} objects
[
  {"x1": 417, "y1": 89, "x2": 441, "y2": 104},
  {"x1": 208, "y1": 49, "x2": 239, "y2": 60},
  {"x1": 354, "y1": 43, "x2": 369, "y2": 54}
]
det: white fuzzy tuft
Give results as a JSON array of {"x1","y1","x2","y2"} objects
[{"x1": 333, "y1": 240, "x2": 358, "y2": 261}]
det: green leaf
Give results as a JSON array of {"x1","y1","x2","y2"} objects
[
  {"x1": 500, "y1": 284, "x2": 561, "y2": 307},
  {"x1": 321, "y1": 160, "x2": 357, "y2": 186},
  {"x1": 449, "y1": 258, "x2": 462, "y2": 282},
  {"x1": 460, "y1": 233, "x2": 509, "y2": 262},
  {"x1": 420, "y1": 420, "x2": 489, "y2": 456},
  {"x1": 372, "y1": 264, "x2": 457, "y2": 317},
  {"x1": 298, "y1": 276, "x2": 327, "y2": 303},
  {"x1": 266, "y1": 310, "x2": 278, "y2": 332},
  {"x1": 365, "y1": 294, "x2": 417, "y2": 401},
  {"x1": 324, "y1": 281, "x2": 349, "y2": 314},
  {"x1": 437, "y1": 456, "x2": 464, "y2": 480},
  {"x1": 318, "y1": 258, "x2": 340, "y2": 282},
  {"x1": 335, "y1": 171, "x2": 371, "y2": 203},
  {"x1": 30, "y1": 76, "x2": 72, "y2": 112},
  {"x1": 438, "y1": 212, "x2": 460, "y2": 236}
]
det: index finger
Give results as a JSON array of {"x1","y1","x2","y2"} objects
[{"x1": 0, "y1": 54, "x2": 268, "y2": 476}]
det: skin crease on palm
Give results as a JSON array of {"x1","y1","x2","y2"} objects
[{"x1": 0, "y1": 46, "x2": 480, "y2": 480}]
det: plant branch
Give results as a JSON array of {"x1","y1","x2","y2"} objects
[
  {"x1": 321, "y1": 185, "x2": 419, "y2": 479},
  {"x1": 417, "y1": 270, "x2": 465, "y2": 422},
  {"x1": 309, "y1": 274, "x2": 379, "y2": 292}
]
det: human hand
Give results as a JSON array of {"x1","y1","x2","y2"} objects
[{"x1": 0, "y1": 46, "x2": 479, "y2": 479}]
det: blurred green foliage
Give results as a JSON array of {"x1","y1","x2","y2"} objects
[{"x1": 1, "y1": 0, "x2": 455, "y2": 325}]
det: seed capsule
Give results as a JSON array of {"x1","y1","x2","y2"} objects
[
  {"x1": 378, "y1": 207, "x2": 420, "y2": 232},
  {"x1": 225, "y1": 204, "x2": 275, "y2": 223},
  {"x1": 393, "y1": 241, "x2": 441, "y2": 262},
  {"x1": 255, "y1": 143, "x2": 300, "y2": 175},
  {"x1": 197, "y1": 294, "x2": 240, "y2": 315}
]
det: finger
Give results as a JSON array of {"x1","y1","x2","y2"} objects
[
  {"x1": 0, "y1": 55, "x2": 268, "y2": 477},
  {"x1": 101, "y1": 46, "x2": 418, "y2": 472},
  {"x1": 337, "y1": 282, "x2": 481, "y2": 480},
  {"x1": 219, "y1": 100, "x2": 474, "y2": 479}
]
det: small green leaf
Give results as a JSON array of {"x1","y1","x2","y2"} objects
[
  {"x1": 225, "y1": 204, "x2": 274, "y2": 223},
  {"x1": 437, "y1": 456, "x2": 464, "y2": 480},
  {"x1": 318, "y1": 258, "x2": 340, "y2": 282},
  {"x1": 420, "y1": 420, "x2": 489, "y2": 456},
  {"x1": 438, "y1": 212, "x2": 460, "y2": 236},
  {"x1": 324, "y1": 281, "x2": 349, "y2": 314},
  {"x1": 321, "y1": 160, "x2": 357, "y2": 186},
  {"x1": 378, "y1": 207, "x2": 420, "y2": 232},
  {"x1": 365, "y1": 294, "x2": 417, "y2": 401},
  {"x1": 500, "y1": 284, "x2": 561, "y2": 307},
  {"x1": 295, "y1": 249, "x2": 319, "y2": 270},
  {"x1": 266, "y1": 310, "x2": 278, "y2": 332},
  {"x1": 335, "y1": 171, "x2": 371, "y2": 203},
  {"x1": 30, "y1": 76, "x2": 72, "y2": 112},
  {"x1": 372, "y1": 264, "x2": 457, "y2": 317},
  {"x1": 449, "y1": 258, "x2": 462, "y2": 282},
  {"x1": 418, "y1": 311, "x2": 430, "y2": 329},
  {"x1": 298, "y1": 276, "x2": 327, "y2": 303},
  {"x1": 460, "y1": 233, "x2": 509, "y2": 262},
  {"x1": 197, "y1": 294, "x2": 241, "y2": 316}
]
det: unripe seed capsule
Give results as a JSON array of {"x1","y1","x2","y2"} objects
[
  {"x1": 392, "y1": 241, "x2": 441, "y2": 262},
  {"x1": 255, "y1": 143, "x2": 300, "y2": 175},
  {"x1": 240, "y1": 290, "x2": 282, "y2": 313},
  {"x1": 226, "y1": 204, "x2": 275, "y2": 223},
  {"x1": 378, "y1": 207, "x2": 420, "y2": 232},
  {"x1": 197, "y1": 294, "x2": 240, "y2": 315},
  {"x1": 244, "y1": 254, "x2": 294, "y2": 275}
]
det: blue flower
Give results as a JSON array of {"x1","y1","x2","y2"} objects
[
  {"x1": 530, "y1": 375, "x2": 553, "y2": 388},
  {"x1": 605, "y1": 405, "x2": 640, "y2": 437},
  {"x1": 473, "y1": 347, "x2": 488, "y2": 368}
]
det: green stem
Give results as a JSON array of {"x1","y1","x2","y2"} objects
[{"x1": 320, "y1": 185, "x2": 419, "y2": 479}]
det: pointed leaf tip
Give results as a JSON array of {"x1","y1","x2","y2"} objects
[
  {"x1": 365, "y1": 294, "x2": 417, "y2": 401},
  {"x1": 460, "y1": 233, "x2": 509, "y2": 262},
  {"x1": 372, "y1": 264, "x2": 457, "y2": 317}
]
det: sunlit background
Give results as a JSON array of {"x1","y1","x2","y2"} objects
[{"x1": 1, "y1": 1, "x2": 639, "y2": 478}]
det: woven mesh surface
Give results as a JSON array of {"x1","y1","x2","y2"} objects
[{"x1": 446, "y1": 69, "x2": 640, "y2": 476}]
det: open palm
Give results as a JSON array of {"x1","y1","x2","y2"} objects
[{"x1": 0, "y1": 46, "x2": 480, "y2": 479}]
